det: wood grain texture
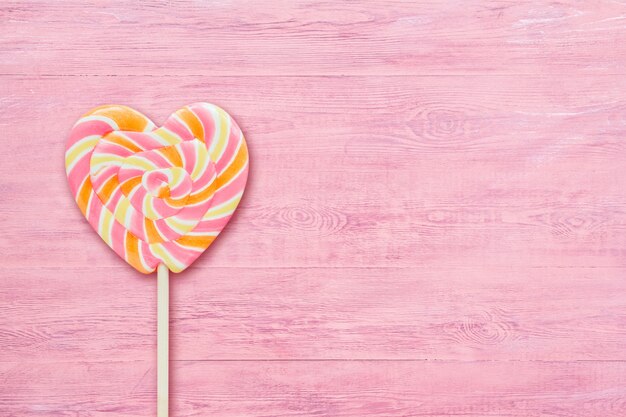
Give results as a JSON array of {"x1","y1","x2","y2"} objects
[
  {"x1": 2, "y1": 0, "x2": 626, "y2": 76},
  {"x1": 2, "y1": 360, "x2": 626, "y2": 417},
  {"x1": 2, "y1": 75, "x2": 626, "y2": 269},
  {"x1": 2, "y1": 0, "x2": 626, "y2": 416},
  {"x1": 2, "y1": 266, "x2": 626, "y2": 362}
]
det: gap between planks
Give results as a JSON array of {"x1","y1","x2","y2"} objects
[
  {"x1": 2, "y1": 359, "x2": 626, "y2": 364},
  {"x1": 5, "y1": 73, "x2": 626, "y2": 77}
]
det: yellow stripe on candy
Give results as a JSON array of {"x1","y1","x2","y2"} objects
[
  {"x1": 152, "y1": 128, "x2": 182, "y2": 146},
  {"x1": 164, "y1": 216, "x2": 195, "y2": 235},
  {"x1": 191, "y1": 143, "x2": 209, "y2": 180},
  {"x1": 65, "y1": 135, "x2": 100, "y2": 171},
  {"x1": 209, "y1": 107, "x2": 230, "y2": 162},
  {"x1": 123, "y1": 155, "x2": 158, "y2": 171},
  {"x1": 99, "y1": 209, "x2": 115, "y2": 247},
  {"x1": 150, "y1": 243, "x2": 185, "y2": 273},
  {"x1": 90, "y1": 154, "x2": 125, "y2": 173},
  {"x1": 203, "y1": 192, "x2": 243, "y2": 220},
  {"x1": 114, "y1": 198, "x2": 133, "y2": 229},
  {"x1": 143, "y1": 194, "x2": 160, "y2": 220}
]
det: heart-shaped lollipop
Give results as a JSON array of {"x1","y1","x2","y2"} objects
[
  {"x1": 65, "y1": 103, "x2": 249, "y2": 417},
  {"x1": 65, "y1": 103, "x2": 249, "y2": 273}
]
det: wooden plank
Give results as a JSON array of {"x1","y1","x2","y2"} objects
[
  {"x1": 2, "y1": 1, "x2": 626, "y2": 415},
  {"x1": 2, "y1": 360, "x2": 626, "y2": 416},
  {"x1": 1, "y1": 75, "x2": 626, "y2": 268},
  {"x1": 2, "y1": 266, "x2": 625, "y2": 362},
  {"x1": 2, "y1": 1, "x2": 626, "y2": 76}
]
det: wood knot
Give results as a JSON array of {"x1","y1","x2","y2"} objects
[
  {"x1": 252, "y1": 204, "x2": 348, "y2": 237},
  {"x1": 406, "y1": 105, "x2": 490, "y2": 146},
  {"x1": 442, "y1": 309, "x2": 517, "y2": 346}
]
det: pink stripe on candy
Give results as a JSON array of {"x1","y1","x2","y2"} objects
[
  {"x1": 66, "y1": 153, "x2": 92, "y2": 195},
  {"x1": 215, "y1": 130, "x2": 241, "y2": 174},
  {"x1": 124, "y1": 132, "x2": 166, "y2": 151},
  {"x1": 86, "y1": 190, "x2": 104, "y2": 230},
  {"x1": 140, "y1": 240, "x2": 159, "y2": 269},
  {"x1": 192, "y1": 215, "x2": 231, "y2": 233},
  {"x1": 179, "y1": 141, "x2": 198, "y2": 174},
  {"x1": 67, "y1": 120, "x2": 114, "y2": 149},
  {"x1": 154, "y1": 219, "x2": 186, "y2": 241},
  {"x1": 190, "y1": 162, "x2": 216, "y2": 192},
  {"x1": 209, "y1": 165, "x2": 247, "y2": 207},
  {"x1": 163, "y1": 116, "x2": 195, "y2": 140},
  {"x1": 118, "y1": 168, "x2": 144, "y2": 183},
  {"x1": 109, "y1": 220, "x2": 126, "y2": 257},
  {"x1": 95, "y1": 140, "x2": 136, "y2": 158},
  {"x1": 191, "y1": 103, "x2": 217, "y2": 148}
]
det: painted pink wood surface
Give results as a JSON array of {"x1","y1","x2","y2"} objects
[
  {"x1": 2, "y1": 0, "x2": 626, "y2": 76},
  {"x1": 2, "y1": 1, "x2": 626, "y2": 416},
  {"x1": 3, "y1": 361, "x2": 626, "y2": 417},
  {"x1": 3, "y1": 266, "x2": 626, "y2": 363}
]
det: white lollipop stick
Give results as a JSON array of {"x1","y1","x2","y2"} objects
[{"x1": 157, "y1": 264, "x2": 169, "y2": 417}]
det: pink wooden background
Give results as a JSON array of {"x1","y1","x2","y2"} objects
[{"x1": 2, "y1": 1, "x2": 626, "y2": 416}]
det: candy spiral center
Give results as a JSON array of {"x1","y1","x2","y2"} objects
[{"x1": 142, "y1": 167, "x2": 192, "y2": 200}]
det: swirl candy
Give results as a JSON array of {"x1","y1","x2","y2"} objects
[{"x1": 65, "y1": 103, "x2": 249, "y2": 273}]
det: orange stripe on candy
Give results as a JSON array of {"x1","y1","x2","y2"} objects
[
  {"x1": 99, "y1": 176, "x2": 120, "y2": 203},
  {"x1": 159, "y1": 146, "x2": 183, "y2": 167},
  {"x1": 164, "y1": 196, "x2": 189, "y2": 208},
  {"x1": 145, "y1": 219, "x2": 164, "y2": 244},
  {"x1": 76, "y1": 178, "x2": 93, "y2": 217},
  {"x1": 88, "y1": 105, "x2": 151, "y2": 132},
  {"x1": 106, "y1": 133, "x2": 142, "y2": 153},
  {"x1": 177, "y1": 107, "x2": 204, "y2": 141},
  {"x1": 120, "y1": 177, "x2": 142, "y2": 196},
  {"x1": 186, "y1": 181, "x2": 217, "y2": 205},
  {"x1": 176, "y1": 235, "x2": 216, "y2": 249},
  {"x1": 125, "y1": 232, "x2": 147, "y2": 272},
  {"x1": 214, "y1": 140, "x2": 249, "y2": 189}
]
